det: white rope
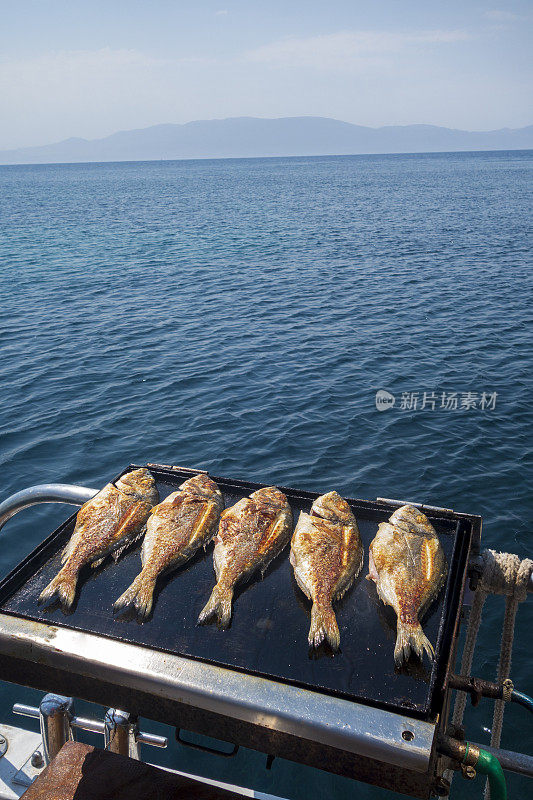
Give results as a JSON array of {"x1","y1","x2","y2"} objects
[
  {"x1": 481, "y1": 551, "x2": 533, "y2": 798},
  {"x1": 450, "y1": 585, "x2": 488, "y2": 728},
  {"x1": 446, "y1": 549, "x2": 532, "y2": 798}
]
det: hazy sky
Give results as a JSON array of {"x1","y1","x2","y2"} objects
[{"x1": 1, "y1": 1, "x2": 531, "y2": 149}]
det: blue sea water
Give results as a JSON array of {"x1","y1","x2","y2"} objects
[{"x1": 0, "y1": 151, "x2": 531, "y2": 799}]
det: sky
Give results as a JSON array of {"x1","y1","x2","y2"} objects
[{"x1": 0, "y1": 1, "x2": 531, "y2": 150}]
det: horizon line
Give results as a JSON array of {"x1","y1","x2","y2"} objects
[{"x1": 1, "y1": 147, "x2": 532, "y2": 169}]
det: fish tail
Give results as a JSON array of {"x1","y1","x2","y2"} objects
[
  {"x1": 113, "y1": 572, "x2": 156, "y2": 620},
  {"x1": 394, "y1": 621, "x2": 435, "y2": 665},
  {"x1": 38, "y1": 566, "x2": 78, "y2": 609},
  {"x1": 197, "y1": 584, "x2": 233, "y2": 627},
  {"x1": 309, "y1": 600, "x2": 340, "y2": 651}
]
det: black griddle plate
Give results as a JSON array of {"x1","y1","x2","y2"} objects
[{"x1": 0, "y1": 465, "x2": 469, "y2": 720}]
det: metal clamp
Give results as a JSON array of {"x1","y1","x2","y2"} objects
[
  {"x1": 38, "y1": 694, "x2": 75, "y2": 763},
  {"x1": 13, "y1": 699, "x2": 167, "y2": 760},
  {"x1": 104, "y1": 709, "x2": 140, "y2": 760},
  {"x1": 448, "y1": 674, "x2": 519, "y2": 707},
  {"x1": 437, "y1": 734, "x2": 533, "y2": 779}
]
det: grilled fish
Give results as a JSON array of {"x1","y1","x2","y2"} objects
[
  {"x1": 38, "y1": 468, "x2": 158, "y2": 609},
  {"x1": 290, "y1": 491, "x2": 363, "y2": 650},
  {"x1": 368, "y1": 505, "x2": 447, "y2": 665},
  {"x1": 198, "y1": 486, "x2": 293, "y2": 627},
  {"x1": 113, "y1": 474, "x2": 224, "y2": 619}
]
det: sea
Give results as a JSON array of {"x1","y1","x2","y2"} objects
[{"x1": 0, "y1": 151, "x2": 531, "y2": 799}]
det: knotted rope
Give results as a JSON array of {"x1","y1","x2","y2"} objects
[{"x1": 450, "y1": 549, "x2": 533, "y2": 798}]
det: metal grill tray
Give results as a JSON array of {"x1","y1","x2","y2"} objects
[{"x1": 0, "y1": 464, "x2": 469, "y2": 720}]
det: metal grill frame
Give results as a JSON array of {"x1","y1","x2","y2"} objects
[{"x1": 0, "y1": 463, "x2": 482, "y2": 797}]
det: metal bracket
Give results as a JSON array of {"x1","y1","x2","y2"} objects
[
  {"x1": 11, "y1": 750, "x2": 46, "y2": 788},
  {"x1": 146, "y1": 463, "x2": 208, "y2": 474},
  {"x1": 176, "y1": 729, "x2": 239, "y2": 758},
  {"x1": 4, "y1": 616, "x2": 435, "y2": 774},
  {"x1": 376, "y1": 498, "x2": 454, "y2": 514}
]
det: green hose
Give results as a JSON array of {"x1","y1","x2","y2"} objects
[
  {"x1": 464, "y1": 743, "x2": 507, "y2": 800},
  {"x1": 511, "y1": 689, "x2": 533, "y2": 713}
]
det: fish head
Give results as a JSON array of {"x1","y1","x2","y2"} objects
[
  {"x1": 116, "y1": 468, "x2": 158, "y2": 505},
  {"x1": 370, "y1": 522, "x2": 401, "y2": 567},
  {"x1": 311, "y1": 491, "x2": 353, "y2": 524},
  {"x1": 389, "y1": 505, "x2": 436, "y2": 536},
  {"x1": 179, "y1": 474, "x2": 224, "y2": 507}
]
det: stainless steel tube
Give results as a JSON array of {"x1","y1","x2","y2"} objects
[
  {"x1": 39, "y1": 694, "x2": 74, "y2": 763},
  {"x1": 13, "y1": 703, "x2": 167, "y2": 748},
  {"x1": 470, "y1": 742, "x2": 533, "y2": 778},
  {"x1": 0, "y1": 484, "x2": 98, "y2": 532},
  {"x1": 12, "y1": 703, "x2": 40, "y2": 719},
  {"x1": 104, "y1": 709, "x2": 140, "y2": 759},
  {"x1": 70, "y1": 716, "x2": 105, "y2": 735}
]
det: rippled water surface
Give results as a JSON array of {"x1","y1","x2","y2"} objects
[{"x1": 0, "y1": 152, "x2": 531, "y2": 798}]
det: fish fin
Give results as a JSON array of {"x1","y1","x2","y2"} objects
[
  {"x1": 112, "y1": 525, "x2": 146, "y2": 562},
  {"x1": 113, "y1": 572, "x2": 156, "y2": 620},
  {"x1": 367, "y1": 550, "x2": 378, "y2": 582},
  {"x1": 197, "y1": 585, "x2": 233, "y2": 628},
  {"x1": 91, "y1": 557, "x2": 105, "y2": 569},
  {"x1": 140, "y1": 526, "x2": 153, "y2": 568},
  {"x1": 394, "y1": 621, "x2": 435, "y2": 665},
  {"x1": 309, "y1": 601, "x2": 340, "y2": 651},
  {"x1": 38, "y1": 567, "x2": 78, "y2": 609},
  {"x1": 61, "y1": 538, "x2": 77, "y2": 566},
  {"x1": 112, "y1": 546, "x2": 126, "y2": 562}
]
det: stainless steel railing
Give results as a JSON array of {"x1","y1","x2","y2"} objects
[
  {"x1": 13, "y1": 696, "x2": 167, "y2": 762},
  {"x1": 0, "y1": 484, "x2": 99, "y2": 532}
]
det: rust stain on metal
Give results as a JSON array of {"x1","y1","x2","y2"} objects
[{"x1": 21, "y1": 740, "x2": 243, "y2": 799}]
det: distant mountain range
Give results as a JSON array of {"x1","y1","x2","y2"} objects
[{"x1": 1, "y1": 116, "x2": 532, "y2": 165}]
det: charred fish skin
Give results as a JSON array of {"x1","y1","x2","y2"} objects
[
  {"x1": 290, "y1": 491, "x2": 363, "y2": 651},
  {"x1": 198, "y1": 486, "x2": 293, "y2": 628},
  {"x1": 113, "y1": 474, "x2": 224, "y2": 620},
  {"x1": 367, "y1": 505, "x2": 447, "y2": 665},
  {"x1": 38, "y1": 468, "x2": 158, "y2": 609}
]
